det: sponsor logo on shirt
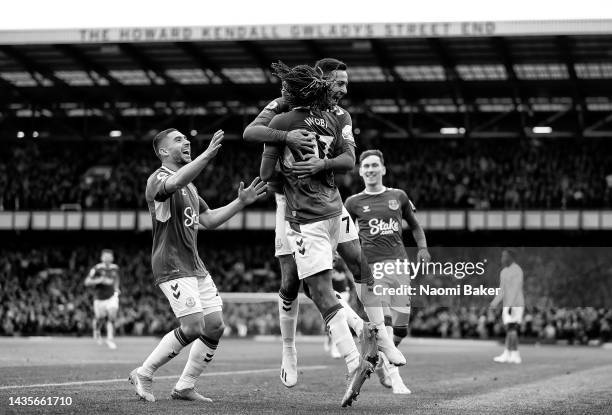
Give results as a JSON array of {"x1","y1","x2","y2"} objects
[
  {"x1": 183, "y1": 206, "x2": 199, "y2": 228},
  {"x1": 369, "y1": 218, "x2": 400, "y2": 236},
  {"x1": 362, "y1": 205, "x2": 371, "y2": 212},
  {"x1": 157, "y1": 172, "x2": 169, "y2": 181}
]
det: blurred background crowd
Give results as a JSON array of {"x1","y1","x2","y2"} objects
[
  {"x1": 1, "y1": 243, "x2": 610, "y2": 343},
  {"x1": 1, "y1": 138, "x2": 612, "y2": 211}
]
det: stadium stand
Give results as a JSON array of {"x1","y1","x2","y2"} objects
[{"x1": 1, "y1": 138, "x2": 611, "y2": 210}]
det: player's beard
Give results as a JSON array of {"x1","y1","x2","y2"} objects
[
  {"x1": 329, "y1": 91, "x2": 344, "y2": 107},
  {"x1": 175, "y1": 152, "x2": 191, "y2": 165}
]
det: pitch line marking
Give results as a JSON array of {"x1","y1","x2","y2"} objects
[{"x1": 0, "y1": 365, "x2": 328, "y2": 391}]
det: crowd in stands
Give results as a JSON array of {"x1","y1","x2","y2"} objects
[
  {"x1": 1, "y1": 243, "x2": 610, "y2": 343},
  {"x1": 1, "y1": 138, "x2": 612, "y2": 211}
]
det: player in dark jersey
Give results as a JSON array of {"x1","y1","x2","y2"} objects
[
  {"x1": 84, "y1": 249, "x2": 120, "y2": 349},
  {"x1": 245, "y1": 58, "x2": 401, "y2": 389},
  {"x1": 345, "y1": 149, "x2": 431, "y2": 394},
  {"x1": 129, "y1": 128, "x2": 266, "y2": 403},
  {"x1": 260, "y1": 63, "x2": 399, "y2": 407}
]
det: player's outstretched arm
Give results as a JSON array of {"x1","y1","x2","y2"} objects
[
  {"x1": 199, "y1": 177, "x2": 267, "y2": 229},
  {"x1": 164, "y1": 130, "x2": 224, "y2": 193}
]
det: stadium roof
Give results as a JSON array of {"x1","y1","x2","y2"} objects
[{"x1": 1, "y1": 20, "x2": 612, "y2": 140}]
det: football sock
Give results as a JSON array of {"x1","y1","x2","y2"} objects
[
  {"x1": 278, "y1": 288, "x2": 299, "y2": 352},
  {"x1": 106, "y1": 321, "x2": 114, "y2": 341},
  {"x1": 336, "y1": 295, "x2": 363, "y2": 337},
  {"x1": 175, "y1": 335, "x2": 219, "y2": 390},
  {"x1": 138, "y1": 327, "x2": 194, "y2": 378},
  {"x1": 324, "y1": 305, "x2": 360, "y2": 373}
]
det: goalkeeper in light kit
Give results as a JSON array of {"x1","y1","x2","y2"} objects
[{"x1": 490, "y1": 249, "x2": 525, "y2": 364}]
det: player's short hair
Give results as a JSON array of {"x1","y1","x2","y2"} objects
[
  {"x1": 359, "y1": 149, "x2": 385, "y2": 166},
  {"x1": 314, "y1": 58, "x2": 347, "y2": 76},
  {"x1": 503, "y1": 249, "x2": 517, "y2": 260},
  {"x1": 271, "y1": 61, "x2": 332, "y2": 110},
  {"x1": 152, "y1": 128, "x2": 177, "y2": 160}
]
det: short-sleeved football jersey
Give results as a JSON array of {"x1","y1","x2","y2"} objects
[
  {"x1": 89, "y1": 262, "x2": 119, "y2": 300},
  {"x1": 345, "y1": 187, "x2": 416, "y2": 263},
  {"x1": 145, "y1": 166, "x2": 209, "y2": 285},
  {"x1": 267, "y1": 108, "x2": 348, "y2": 224},
  {"x1": 251, "y1": 98, "x2": 356, "y2": 195}
]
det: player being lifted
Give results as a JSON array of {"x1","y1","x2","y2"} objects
[
  {"x1": 84, "y1": 249, "x2": 120, "y2": 350},
  {"x1": 129, "y1": 128, "x2": 266, "y2": 403},
  {"x1": 490, "y1": 249, "x2": 525, "y2": 364},
  {"x1": 245, "y1": 58, "x2": 404, "y2": 388},
  {"x1": 260, "y1": 62, "x2": 396, "y2": 407},
  {"x1": 345, "y1": 150, "x2": 431, "y2": 394}
]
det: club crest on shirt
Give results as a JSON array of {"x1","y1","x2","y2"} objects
[
  {"x1": 186, "y1": 297, "x2": 196, "y2": 308},
  {"x1": 265, "y1": 101, "x2": 279, "y2": 111},
  {"x1": 388, "y1": 199, "x2": 400, "y2": 210}
]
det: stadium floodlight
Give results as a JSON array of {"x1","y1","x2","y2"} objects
[
  {"x1": 17, "y1": 131, "x2": 25, "y2": 138},
  {"x1": 440, "y1": 127, "x2": 466, "y2": 135},
  {"x1": 109, "y1": 130, "x2": 122, "y2": 138},
  {"x1": 532, "y1": 126, "x2": 552, "y2": 134},
  {"x1": 190, "y1": 129, "x2": 198, "y2": 137},
  {"x1": 32, "y1": 131, "x2": 39, "y2": 138}
]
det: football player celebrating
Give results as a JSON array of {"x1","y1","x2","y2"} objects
[
  {"x1": 345, "y1": 149, "x2": 431, "y2": 394},
  {"x1": 245, "y1": 58, "x2": 403, "y2": 388},
  {"x1": 128, "y1": 129, "x2": 266, "y2": 403},
  {"x1": 260, "y1": 62, "x2": 380, "y2": 407}
]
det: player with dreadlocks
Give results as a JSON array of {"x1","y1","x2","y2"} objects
[
  {"x1": 260, "y1": 62, "x2": 386, "y2": 407},
  {"x1": 244, "y1": 59, "x2": 405, "y2": 390}
]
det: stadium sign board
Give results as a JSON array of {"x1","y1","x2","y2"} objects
[{"x1": 0, "y1": 20, "x2": 611, "y2": 44}]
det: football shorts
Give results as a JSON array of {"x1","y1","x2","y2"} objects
[
  {"x1": 285, "y1": 216, "x2": 342, "y2": 279},
  {"x1": 502, "y1": 306, "x2": 524, "y2": 325},
  {"x1": 275, "y1": 194, "x2": 358, "y2": 257},
  {"x1": 369, "y1": 260, "x2": 411, "y2": 312},
  {"x1": 93, "y1": 292, "x2": 119, "y2": 319},
  {"x1": 159, "y1": 275, "x2": 223, "y2": 318}
]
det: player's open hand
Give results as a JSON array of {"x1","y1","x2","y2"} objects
[
  {"x1": 417, "y1": 248, "x2": 431, "y2": 263},
  {"x1": 202, "y1": 130, "x2": 224, "y2": 160},
  {"x1": 286, "y1": 129, "x2": 316, "y2": 159},
  {"x1": 291, "y1": 154, "x2": 326, "y2": 179},
  {"x1": 238, "y1": 177, "x2": 268, "y2": 205}
]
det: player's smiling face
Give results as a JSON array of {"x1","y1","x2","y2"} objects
[
  {"x1": 328, "y1": 70, "x2": 348, "y2": 106},
  {"x1": 360, "y1": 155, "x2": 385, "y2": 186},
  {"x1": 162, "y1": 130, "x2": 191, "y2": 165}
]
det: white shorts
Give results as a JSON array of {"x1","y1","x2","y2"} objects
[
  {"x1": 369, "y1": 260, "x2": 411, "y2": 312},
  {"x1": 93, "y1": 293, "x2": 119, "y2": 319},
  {"x1": 159, "y1": 275, "x2": 223, "y2": 318},
  {"x1": 285, "y1": 216, "x2": 343, "y2": 279},
  {"x1": 275, "y1": 194, "x2": 358, "y2": 257},
  {"x1": 502, "y1": 306, "x2": 524, "y2": 325}
]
